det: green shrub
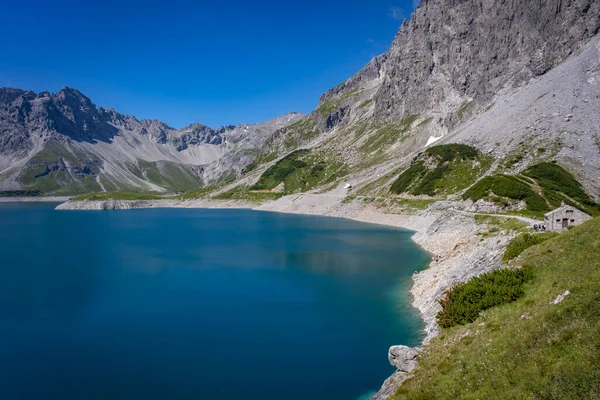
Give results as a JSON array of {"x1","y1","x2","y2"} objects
[
  {"x1": 437, "y1": 268, "x2": 533, "y2": 328},
  {"x1": 466, "y1": 165, "x2": 598, "y2": 214},
  {"x1": 242, "y1": 162, "x2": 257, "y2": 174},
  {"x1": 411, "y1": 165, "x2": 448, "y2": 196},
  {"x1": 503, "y1": 233, "x2": 559, "y2": 262},
  {"x1": 0, "y1": 190, "x2": 42, "y2": 197},
  {"x1": 213, "y1": 186, "x2": 283, "y2": 202},
  {"x1": 425, "y1": 144, "x2": 478, "y2": 163},
  {"x1": 250, "y1": 149, "x2": 345, "y2": 193},
  {"x1": 464, "y1": 175, "x2": 548, "y2": 212},
  {"x1": 250, "y1": 149, "x2": 309, "y2": 190},
  {"x1": 390, "y1": 144, "x2": 482, "y2": 195},
  {"x1": 524, "y1": 163, "x2": 598, "y2": 212},
  {"x1": 463, "y1": 176, "x2": 494, "y2": 200},
  {"x1": 390, "y1": 161, "x2": 427, "y2": 194}
]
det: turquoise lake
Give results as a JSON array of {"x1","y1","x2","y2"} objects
[{"x1": 0, "y1": 203, "x2": 429, "y2": 400}]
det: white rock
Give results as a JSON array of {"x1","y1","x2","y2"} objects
[{"x1": 550, "y1": 290, "x2": 570, "y2": 305}]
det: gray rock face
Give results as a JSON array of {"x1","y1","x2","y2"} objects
[
  {"x1": 370, "y1": 346, "x2": 419, "y2": 400},
  {"x1": 0, "y1": 87, "x2": 235, "y2": 148},
  {"x1": 388, "y1": 345, "x2": 419, "y2": 372},
  {"x1": 377, "y1": 0, "x2": 599, "y2": 124},
  {"x1": 317, "y1": 0, "x2": 600, "y2": 132}
]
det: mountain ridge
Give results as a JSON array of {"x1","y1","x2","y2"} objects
[
  {"x1": 0, "y1": 86, "x2": 304, "y2": 193},
  {"x1": 1, "y1": 0, "x2": 600, "y2": 201},
  {"x1": 231, "y1": 0, "x2": 600, "y2": 202}
]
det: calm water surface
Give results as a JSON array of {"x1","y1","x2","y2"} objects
[{"x1": 0, "y1": 203, "x2": 429, "y2": 400}]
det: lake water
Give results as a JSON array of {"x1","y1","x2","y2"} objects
[{"x1": 0, "y1": 203, "x2": 429, "y2": 400}]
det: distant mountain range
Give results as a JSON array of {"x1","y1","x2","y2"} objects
[
  {"x1": 0, "y1": 87, "x2": 303, "y2": 193},
  {"x1": 1, "y1": 0, "x2": 600, "y2": 198}
]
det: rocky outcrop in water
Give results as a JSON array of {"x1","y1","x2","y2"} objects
[{"x1": 388, "y1": 345, "x2": 419, "y2": 372}]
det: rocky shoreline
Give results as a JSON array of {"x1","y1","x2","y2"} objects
[
  {"x1": 55, "y1": 198, "x2": 255, "y2": 211},
  {"x1": 55, "y1": 195, "x2": 518, "y2": 399},
  {"x1": 0, "y1": 196, "x2": 72, "y2": 203}
]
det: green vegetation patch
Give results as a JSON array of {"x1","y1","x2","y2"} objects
[
  {"x1": 396, "y1": 217, "x2": 600, "y2": 399},
  {"x1": 18, "y1": 144, "x2": 103, "y2": 195},
  {"x1": 136, "y1": 159, "x2": 202, "y2": 192},
  {"x1": 251, "y1": 150, "x2": 310, "y2": 190},
  {"x1": 316, "y1": 98, "x2": 342, "y2": 117},
  {"x1": 390, "y1": 161, "x2": 427, "y2": 194},
  {"x1": 457, "y1": 100, "x2": 474, "y2": 120},
  {"x1": 179, "y1": 185, "x2": 220, "y2": 200},
  {"x1": 523, "y1": 162, "x2": 598, "y2": 214},
  {"x1": 245, "y1": 118, "x2": 320, "y2": 174},
  {"x1": 437, "y1": 268, "x2": 534, "y2": 328},
  {"x1": 474, "y1": 215, "x2": 529, "y2": 237},
  {"x1": 213, "y1": 186, "x2": 284, "y2": 203},
  {"x1": 463, "y1": 174, "x2": 548, "y2": 211},
  {"x1": 390, "y1": 144, "x2": 488, "y2": 196},
  {"x1": 394, "y1": 198, "x2": 437, "y2": 210},
  {"x1": 71, "y1": 192, "x2": 164, "y2": 201},
  {"x1": 425, "y1": 143, "x2": 478, "y2": 162},
  {"x1": 0, "y1": 190, "x2": 42, "y2": 197},
  {"x1": 358, "y1": 99, "x2": 373, "y2": 109},
  {"x1": 359, "y1": 115, "x2": 419, "y2": 154},
  {"x1": 503, "y1": 232, "x2": 559, "y2": 262},
  {"x1": 464, "y1": 163, "x2": 598, "y2": 214},
  {"x1": 250, "y1": 149, "x2": 345, "y2": 194}
]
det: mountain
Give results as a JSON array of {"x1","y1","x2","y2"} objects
[
  {"x1": 0, "y1": 87, "x2": 303, "y2": 194},
  {"x1": 1, "y1": 0, "x2": 600, "y2": 200},
  {"x1": 223, "y1": 0, "x2": 600, "y2": 201}
]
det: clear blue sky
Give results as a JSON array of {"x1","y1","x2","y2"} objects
[{"x1": 0, "y1": 0, "x2": 418, "y2": 128}]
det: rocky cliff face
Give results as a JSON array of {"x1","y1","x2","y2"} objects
[
  {"x1": 318, "y1": 0, "x2": 600, "y2": 130},
  {"x1": 375, "y1": 0, "x2": 599, "y2": 122},
  {"x1": 0, "y1": 87, "x2": 303, "y2": 193}
]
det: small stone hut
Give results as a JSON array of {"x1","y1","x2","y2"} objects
[{"x1": 544, "y1": 203, "x2": 592, "y2": 231}]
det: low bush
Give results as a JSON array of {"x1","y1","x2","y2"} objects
[
  {"x1": 425, "y1": 144, "x2": 478, "y2": 163},
  {"x1": 0, "y1": 190, "x2": 42, "y2": 197},
  {"x1": 250, "y1": 150, "x2": 309, "y2": 190},
  {"x1": 411, "y1": 165, "x2": 448, "y2": 196},
  {"x1": 390, "y1": 144, "x2": 482, "y2": 195},
  {"x1": 436, "y1": 268, "x2": 533, "y2": 328},
  {"x1": 390, "y1": 161, "x2": 427, "y2": 194},
  {"x1": 523, "y1": 162, "x2": 599, "y2": 213},
  {"x1": 523, "y1": 163, "x2": 588, "y2": 202},
  {"x1": 463, "y1": 175, "x2": 548, "y2": 211},
  {"x1": 503, "y1": 233, "x2": 559, "y2": 262}
]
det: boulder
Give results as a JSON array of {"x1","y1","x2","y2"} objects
[{"x1": 388, "y1": 345, "x2": 419, "y2": 372}]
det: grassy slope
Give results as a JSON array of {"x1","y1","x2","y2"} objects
[
  {"x1": 464, "y1": 163, "x2": 599, "y2": 216},
  {"x1": 251, "y1": 149, "x2": 345, "y2": 194},
  {"x1": 16, "y1": 141, "x2": 204, "y2": 195},
  {"x1": 70, "y1": 192, "x2": 165, "y2": 201},
  {"x1": 395, "y1": 217, "x2": 600, "y2": 399},
  {"x1": 390, "y1": 144, "x2": 493, "y2": 197},
  {"x1": 136, "y1": 159, "x2": 202, "y2": 192}
]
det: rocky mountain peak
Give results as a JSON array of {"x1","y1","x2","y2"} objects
[
  {"x1": 316, "y1": 0, "x2": 600, "y2": 134},
  {"x1": 50, "y1": 87, "x2": 99, "y2": 130},
  {"x1": 0, "y1": 88, "x2": 29, "y2": 105}
]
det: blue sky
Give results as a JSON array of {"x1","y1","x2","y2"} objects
[{"x1": 0, "y1": 0, "x2": 419, "y2": 128}]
